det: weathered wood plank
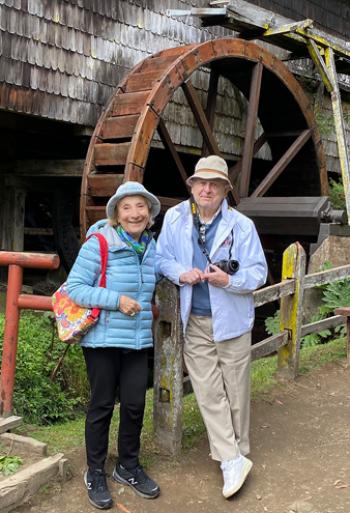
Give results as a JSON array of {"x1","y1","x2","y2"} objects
[
  {"x1": 182, "y1": 81, "x2": 221, "y2": 155},
  {"x1": 251, "y1": 331, "x2": 289, "y2": 361},
  {"x1": 154, "y1": 279, "x2": 183, "y2": 455},
  {"x1": 94, "y1": 143, "x2": 130, "y2": 166},
  {"x1": 304, "y1": 265, "x2": 350, "y2": 289},
  {"x1": 335, "y1": 307, "x2": 350, "y2": 316},
  {"x1": 202, "y1": 67, "x2": 219, "y2": 156},
  {"x1": 85, "y1": 206, "x2": 106, "y2": 224},
  {"x1": 301, "y1": 315, "x2": 346, "y2": 337},
  {"x1": 253, "y1": 279, "x2": 295, "y2": 307},
  {"x1": 239, "y1": 61, "x2": 263, "y2": 197},
  {"x1": 157, "y1": 119, "x2": 188, "y2": 186},
  {"x1": 100, "y1": 115, "x2": 139, "y2": 140},
  {"x1": 0, "y1": 415, "x2": 22, "y2": 434},
  {"x1": 335, "y1": 308, "x2": 350, "y2": 366},
  {"x1": 111, "y1": 91, "x2": 150, "y2": 116},
  {"x1": 87, "y1": 174, "x2": 124, "y2": 197},
  {"x1": 124, "y1": 70, "x2": 162, "y2": 93}
]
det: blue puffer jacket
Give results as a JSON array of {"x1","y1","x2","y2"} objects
[{"x1": 66, "y1": 220, "x2": 156, "y2": 349}]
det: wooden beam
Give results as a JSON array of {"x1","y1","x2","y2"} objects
[
  {"x1": 100, "y1": 115, "x2": 139, "y2": 140},
  {"x1": 251, "y1": 129, "x2": 312, "y2": 198},
  {"x1": 157, "y1": 119, "x2": 189, "y2": 186},
  {"x1": 251, "y1": 331, "x2": 289, "y2": 361},
  {"x1": 239, "y1": 61, "x2": 263, "y2": 197},
  {"x1": 94, "y1": 143, "x2": 131, "y2": 167},
  {"x1": 87, "y1": 174, "x2": 124, "y2": 197},
  {"x1": 182, "y1": 81, "x2": 221, "y2": 155},
  {"x1": 253, "y1": 279, "x2": 295, "y2": 307},
  {"x1": 0, "y1": 415, "x2": 22, "y2": 434},
  {"x1": 229, "y1": 132, "x2": 267, "y2": 184},
  {"x1": 1, "y1": 160, "x2": 85, "y2": 177},
  {"x1": 304, "y1": 264, "x2": 350, "y2": 289},
  {"x1": 306, "y1": 39, "x2": 334, "y2": 94},
  {"x1": 325, "y1": 47, "x2": 350, "y2": 225},
  {"x1": 202, "y1": 68, "x2": 219, "y2": 156},
  {"x1": 301, "y1": 315, "x2": 345, "y2": 337}
]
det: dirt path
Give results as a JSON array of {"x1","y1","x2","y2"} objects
[{"x1": 12, "y1": 361, "x2": 350, "y2": 513}]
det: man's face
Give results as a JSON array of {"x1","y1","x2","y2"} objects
[{"x1": 191, "y1": 178, "x2": 228, "y2": 213}]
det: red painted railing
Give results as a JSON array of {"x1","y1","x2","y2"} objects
[{"x1": 0, "y1": 251, "x2": 60, "y2": 416}]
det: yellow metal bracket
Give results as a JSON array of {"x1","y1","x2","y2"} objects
[{"x1": 263, "y1": 18, "x2": 313, "y2": 37}]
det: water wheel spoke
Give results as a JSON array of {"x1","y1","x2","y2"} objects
[
  {"x1": 157, "y1": 118, "x2": 188, "y2": 186},
  {"x1": 182, "y1": 81, "x2": 221, "y2": 156},
  {"x1": 239, "y1": 61, "x2": 263, "y2": 197},
  {"x1": 229, "y1": 133, "x2": 267, "y2": 183},
  {"x1": 251, "y1": 129, "x2": 312, "y2": 198},
  {"x1": 202, "y1": 68, "x2": 220, "y2": 156}
]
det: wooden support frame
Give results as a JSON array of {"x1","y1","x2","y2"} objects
[
  {"x1": 239, "y1": 61, "x2": 263, "y2": 197},
  {"x1": 157, "y1": 119, "x2": 189, "y2": 187},
  {"x1": 278, "y1": 242, "x2": 306, "y2": 379},
  {"x1": 182, "y1": 81, "x2": 221, "y2": 156},
  {"x1": 324, "y1": 47, "x2": 350, "y2": 224},
  {"x1": 251, "y1": 129, "x2": 312, "y2": 198}
]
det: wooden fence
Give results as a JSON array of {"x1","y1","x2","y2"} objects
[{"x1": 153, "y1": 241, "x2": 350, "y2": 454}]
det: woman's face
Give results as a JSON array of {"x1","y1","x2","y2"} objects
[{"x1": 116, "y1": 195, "x2": 150, "y2": 240}]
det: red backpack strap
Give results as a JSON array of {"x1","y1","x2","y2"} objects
[{"x1": 85, "y1": 233, "x2": 108, "y2": 288}]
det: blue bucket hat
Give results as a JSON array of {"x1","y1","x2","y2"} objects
[{"x1": 106, "y1": 181, "x2": 161, "y2": 219}]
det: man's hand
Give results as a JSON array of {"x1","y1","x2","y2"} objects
[
  {"x1": 203, "y1": 265, "x2": 229, "y2": 287},
  {"x1": 179, "y1": 268, "x2": 205, "y2": 285},
  {"x1": 119, "y1": 295, "x2": 142, "y2": 316}
]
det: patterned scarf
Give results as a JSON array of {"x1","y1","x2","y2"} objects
[{"x1": 115, "y1": 224, "x2": 151, "y2": 260}]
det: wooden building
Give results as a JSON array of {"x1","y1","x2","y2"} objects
[{"x1": 0, "y1": 0, "x2": 349, "y2": 276}]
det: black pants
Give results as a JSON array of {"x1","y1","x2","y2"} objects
[{"x1": 83, "y1": 347, "x2": 149, "y2": 471}]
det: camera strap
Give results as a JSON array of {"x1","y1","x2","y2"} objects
[
  {"x1": 191, "y1": 197, "x2": 235, "y2": 267},
  {"x1": 190, "y1": 197, "x2": 213, "y2": 265}
]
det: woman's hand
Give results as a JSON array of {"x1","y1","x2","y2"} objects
[{"x1": 119, "y1": 295, "x2": 142, "y2": 316}]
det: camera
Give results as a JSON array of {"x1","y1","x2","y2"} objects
[{"x1": 210, "y1": 259, "x2": 239, "y2": 275}]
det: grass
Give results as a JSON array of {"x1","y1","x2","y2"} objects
[{"x1": 20, "y1": 337, "x2": 347, "y2": 462}]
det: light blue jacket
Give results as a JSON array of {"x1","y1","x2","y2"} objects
[
  {"x1": 156, "y1": 200, "x2": 268, "y2": 341},
  {"x1": 66, "y1": 220, "x2": 156, "y2": 349}
]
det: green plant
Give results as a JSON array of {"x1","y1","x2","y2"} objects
[
  {"x1": 0, "y1": 455, "x2": 22, "y2": 475},
  {"x1": 314, "y1": 108, "x2": 334, "y2": 136},
  {"x1": 264, "y1": 309, "x2": 280, "y2": 336},
  {"x1": 0, "y1": 312, "x2": 88, "y2": 425},
  {"x1": 329, "y1": 178, "x2": 346, "y2": 211},
  {"x1": 264, "y1": 273, "x2": 350, "y2": 347}
]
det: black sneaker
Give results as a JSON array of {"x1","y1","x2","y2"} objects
[
  {"x1": 112, "y1": 462, "x2": 160, "y2": 499},
  {"x1": 84, "y1": 468, "x2": 113, "y2": 510}
]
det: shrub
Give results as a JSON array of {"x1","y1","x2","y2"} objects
[{"x1": 0, "y1": 312, "x2": 88, "y2": 425}]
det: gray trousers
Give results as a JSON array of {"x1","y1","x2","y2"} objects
[{"x1": 184, "y1": 315, "x2": 251, "y2": 461}]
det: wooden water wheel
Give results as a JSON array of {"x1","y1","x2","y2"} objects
[{"x1": 81, "y1": 37, "x2": 327, "y2": 237}]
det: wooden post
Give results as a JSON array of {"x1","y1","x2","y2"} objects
[
  {"x1": 0, "y1": 182, "x2": 26, "y2": 251},
  {"x1": 334, "y1": 307, "x2": 350, "y2": 366},
  {"x1": 153, "y1": 279, "x2": 183, "y2": 455},
  {"x1": 325, "y1": 47, "x2": 350, "y2": 224},
  {"x1": 278, "y1": 242, "x2": 306, "y2": 379}
]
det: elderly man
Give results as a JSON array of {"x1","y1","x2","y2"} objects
[{"x1": 156, "y1": 155, "x2": 267, "y2": 498}]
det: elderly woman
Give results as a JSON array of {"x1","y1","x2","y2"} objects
[{"x1": 66, "y1": 181, "x2": 161, "y2": 510}]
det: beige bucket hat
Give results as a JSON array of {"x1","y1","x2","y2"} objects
[{"x1": 186, "y1": 155, "x2": 233, "y2": 189}]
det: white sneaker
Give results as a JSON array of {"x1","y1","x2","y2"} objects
[{"x1": 220, "y1": 454, "x2": 253, "y2": 499}]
